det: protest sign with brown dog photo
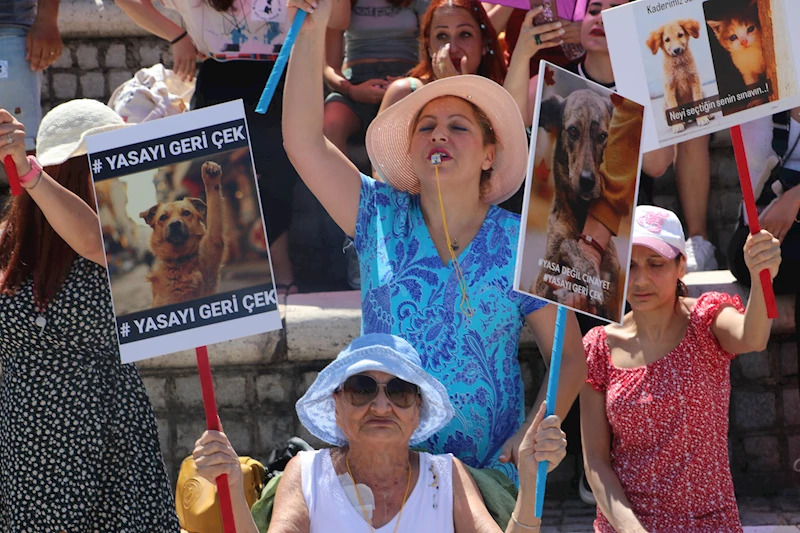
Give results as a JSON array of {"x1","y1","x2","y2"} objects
[{"x1": 87, "y1": 101, "x2": 280, "y2": 363}]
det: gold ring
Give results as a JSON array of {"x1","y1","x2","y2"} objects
[{"x1": 50, "y1": 51, "x2": 55, "y2": 56}]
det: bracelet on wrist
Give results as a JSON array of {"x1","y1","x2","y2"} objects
[
  {"x1": 511, "y1": 512, "x2": 540, "y2": 530},
  {"x1": 170, "y1": 30, "x2": 188, "y2": 45}
]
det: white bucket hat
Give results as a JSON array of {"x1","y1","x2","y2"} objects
[
  {"x1": 365, "y1": 75, "x2": 528, "y2": 205},
  {"x1": 632, "y1": 205, "x2": 686, "y2": 259},
  {"x1": 296, "y1": 333, "x2": 454, "y2": 446},
  {"x1": 36, "y1": 99, "x2": 128, "y2": 167}
]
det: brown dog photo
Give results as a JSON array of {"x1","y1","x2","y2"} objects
[
  {"x1": 101, "y1": 149, "x2": 273, "y2": 316},
  {"x1": 516, "y1": 64, "x2": 643, "y2": 324},
  {"x1": 646, "y1": 18, "x2": 712, "y2": 133}
]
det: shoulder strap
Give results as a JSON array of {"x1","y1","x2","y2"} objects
[{"x1": 772, "y1": 111, "x2": 790, "y2": 159}]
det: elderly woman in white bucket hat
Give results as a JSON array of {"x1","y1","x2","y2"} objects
[
  {"x1": 0, "y1": 102, "x2": 180, "y2": 531},
  {"x1": 281, "y1": 0, "x2": 586, "y2": 485},
  {"x1": 193, "y1": 333, "x2": 567, "y2": 532}
]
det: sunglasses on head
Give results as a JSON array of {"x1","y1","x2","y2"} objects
[{"x1": 338, "y1": 374, "x2": 420, "y2": 408}]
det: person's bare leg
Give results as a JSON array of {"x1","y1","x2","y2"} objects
[
  {"x1": 675, "y1": 135, "x2": 711, "y2": 239},
  {"x1": 270, "y1": 232, "x2": 297, "y2": 295},
  {"x1": 675, "y1": 134, "x2": 717, "y2": 271},
  {"x1": 322, "y1": 101, "x2": 362, "y2": 157}
]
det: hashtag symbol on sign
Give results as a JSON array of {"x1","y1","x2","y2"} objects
[
  {"x1": 92, "y1": 159, "x2": 103, "y2": 174},
  {"x1": 119, "y1": 322, "x2": 131, "y2": 338}
]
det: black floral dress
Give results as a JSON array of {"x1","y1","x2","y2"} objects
[{"x1": 0, "y1": 257, "x2": 180, "y2": 532}]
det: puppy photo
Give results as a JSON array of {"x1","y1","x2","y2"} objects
[
  {"x1": 139, "y1": 161, "x2": 225, "y2": 307},
  {"x1": 647, "y1": 19, "x2": 712, "y2": 133},
  {"x1": 517, "y1": 64, "x2": 643, "y2": 324}
]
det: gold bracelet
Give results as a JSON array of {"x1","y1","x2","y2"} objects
[{"x1": 511, "y1": 512, "x2": 540, "y2": 530}]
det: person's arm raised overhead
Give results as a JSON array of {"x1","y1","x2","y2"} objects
[
  {"x1": 0, "y1": 110, "x2": 106, "y2": 265},
  {"x1": 283, "y1": 0, "x2": 362, "y2": 238},
  {"x1": 504, "y1": 8, "x2": 563, "y2": 127}
]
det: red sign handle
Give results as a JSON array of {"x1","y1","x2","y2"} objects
[
  {"x1": 3, "y1": 155, "x2": 22, "y2": 196},
  {"x1": 196, "y1": 346, "x2": 237, "y2": 533},
  {"x1": 730, "y1": 125, "x2": 779, "y2": 319}
]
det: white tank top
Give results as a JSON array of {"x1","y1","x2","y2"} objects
[{"x1": 300, "y1": 449, "x2": 455, "y2": 533}]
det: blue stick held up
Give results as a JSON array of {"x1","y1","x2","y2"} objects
[
  {"x1": 255, "y1": 10, "x2": 307, "y2": 115},
  {"x1": 535, "y1": 304, "x2": 567, "y2": 518}
]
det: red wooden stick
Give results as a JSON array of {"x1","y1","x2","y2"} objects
[
  {"x1": 3, "y1": 155, "x2": 22, "y2": 196},
  {"x1": 195, "y1": 345, "x2": 237, "y2": 533},
  {"x1": 730, "y1": 125, "x2": 778, "y2": 319}
]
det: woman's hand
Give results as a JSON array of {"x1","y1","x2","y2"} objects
[
  {"x1": 513, "y1": 7, "x2": 564, "y2": 61},
  {"x1": 744, "y1": 229, "x2": 782, "y2": 281},
  {"x1": 26, "y1": 12, "x2": 63, "y2": 72},
  {"x1": 287, "y1": 0, "x2": 334, "y2": 31},
  {"x1": 193, "y1": 430, "x2": 243, "y2": 490},
  {"x1": 518, "y1": 402, "x2": 567, "y2": 483},
  {"x1": 0, "y1": 109, "x2": 31, "y2": 176},
  {"x1": 349, "y1": 78, "x2": 389, "y2": 104},
  {"x1": 759, "y1": 187, "x2": 800, "y2": 243},
  {"x1": 559, "y1": 19, "x2": 581, "y2": 45},
  {"x1": 170, "y1": 35, "x2": 200, "y2": 82},
  {"x1": 432, "y1": 44, "x2": 466, "y2": 79}
]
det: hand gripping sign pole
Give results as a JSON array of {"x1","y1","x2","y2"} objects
[
  {"x1": 730, "y1": 125, "x2": 778, "y2": 319},
  {"x1": 4, "y1": 155, "x2": 23, "y2": 196},
  {"x1": 196, "y1": 345, "x2": 237, "y2": 533},
  {"x1": 535, "y1": 305, "x2": 567, "y2": 518}
]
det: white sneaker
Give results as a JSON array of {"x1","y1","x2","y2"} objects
[{"x1": 684, "y1": 236, "x2": 718, "y2": 272}]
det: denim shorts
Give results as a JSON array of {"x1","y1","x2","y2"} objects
[
  {"x1": 0, "y1": 26, "x2": 42, "y2": 151},
  {"x1": 325, "y1": 60, "x2": 414, "y2": 130}
]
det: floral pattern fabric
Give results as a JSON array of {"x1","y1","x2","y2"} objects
[
  {"x1": 354, "y1": 174, "x2": 547, "y2": 481},
  {"x1": 584, "y1": 292, "x2": 745, "y2": 533}
]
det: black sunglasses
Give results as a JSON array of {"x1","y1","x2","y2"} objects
[{"x1": 338, "y1": 374, "x2": 420, "y2": 408}]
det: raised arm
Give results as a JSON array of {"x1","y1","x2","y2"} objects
[
  {"x1": 0, "y1": 110, "x2": 105, "y2": 265},
  {"x1": 580, "y1": 384, "x2": 649, "y2": 533},
  {"x1": 711, "y1": 230, "x2": 780, "y2": 354},
  {"x1": 481, "y1": 3, "x2": 515, "y2": 33},
  {"x1": 503, "y1": 8, "x2": 563, "y2": 127},
  {"x1": 283, "y1": 0, "x2": 362, "y2": 237}
]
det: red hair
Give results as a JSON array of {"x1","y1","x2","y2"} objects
[
  {"x1": 408, "y1": 0, "x2": 507, "y2": 84},
  {"x1": 0, "y1": 157, "x2": 96, "y2": 304}
]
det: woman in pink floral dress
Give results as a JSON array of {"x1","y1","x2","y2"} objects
[{"x1": 580, "y1": 205, "x2": 781, "y2": 533}]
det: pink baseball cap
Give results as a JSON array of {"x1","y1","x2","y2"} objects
[{"x1": 632, "y1": 205, "x2": 686, "y2": 259}]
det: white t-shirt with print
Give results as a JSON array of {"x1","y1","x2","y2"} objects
[{"x1": 160, "y1": 0, "x2": 290, "y2": 59}]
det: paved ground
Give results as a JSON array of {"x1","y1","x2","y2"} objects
[{"x1": 539, "y1": 494, "x2": 800, "y2": 532}]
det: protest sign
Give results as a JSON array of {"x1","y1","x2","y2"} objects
[
  {"x1": 604, "y1": 0, "x2": 800, "y2": 151},
  {"x1": 86, "y1": 100, "x2": 280, "y2": 363},
  {"x1": 515, "y1": 62, "x2": 644, "y2": 324}
]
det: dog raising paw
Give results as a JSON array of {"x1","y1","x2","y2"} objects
[{"x1": 201, "y1": 161, "x2": 222, "y2": 191}]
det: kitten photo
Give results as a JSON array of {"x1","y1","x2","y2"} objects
[{"x1": 706, "y1": 5, "x2": 766, "y2": 85}]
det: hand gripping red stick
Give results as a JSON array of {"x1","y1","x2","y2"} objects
[
  {"x1": 196, "y1": 346, "x2": 237, "y2": 533},
  {"x1": 730, "y1": 124, "x2": 778, "y2": 319},
  {"x1": 3, "y1": 155, "x2": 23, "y2": 196}
]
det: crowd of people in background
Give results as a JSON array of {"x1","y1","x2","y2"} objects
[{"x1": 1, "y1": 0, "x2": 798, "y2": 532}]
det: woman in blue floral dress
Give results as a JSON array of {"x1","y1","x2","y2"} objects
[{"x1": 283, "y1": 0, "x2": 586, "y2": 483}]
